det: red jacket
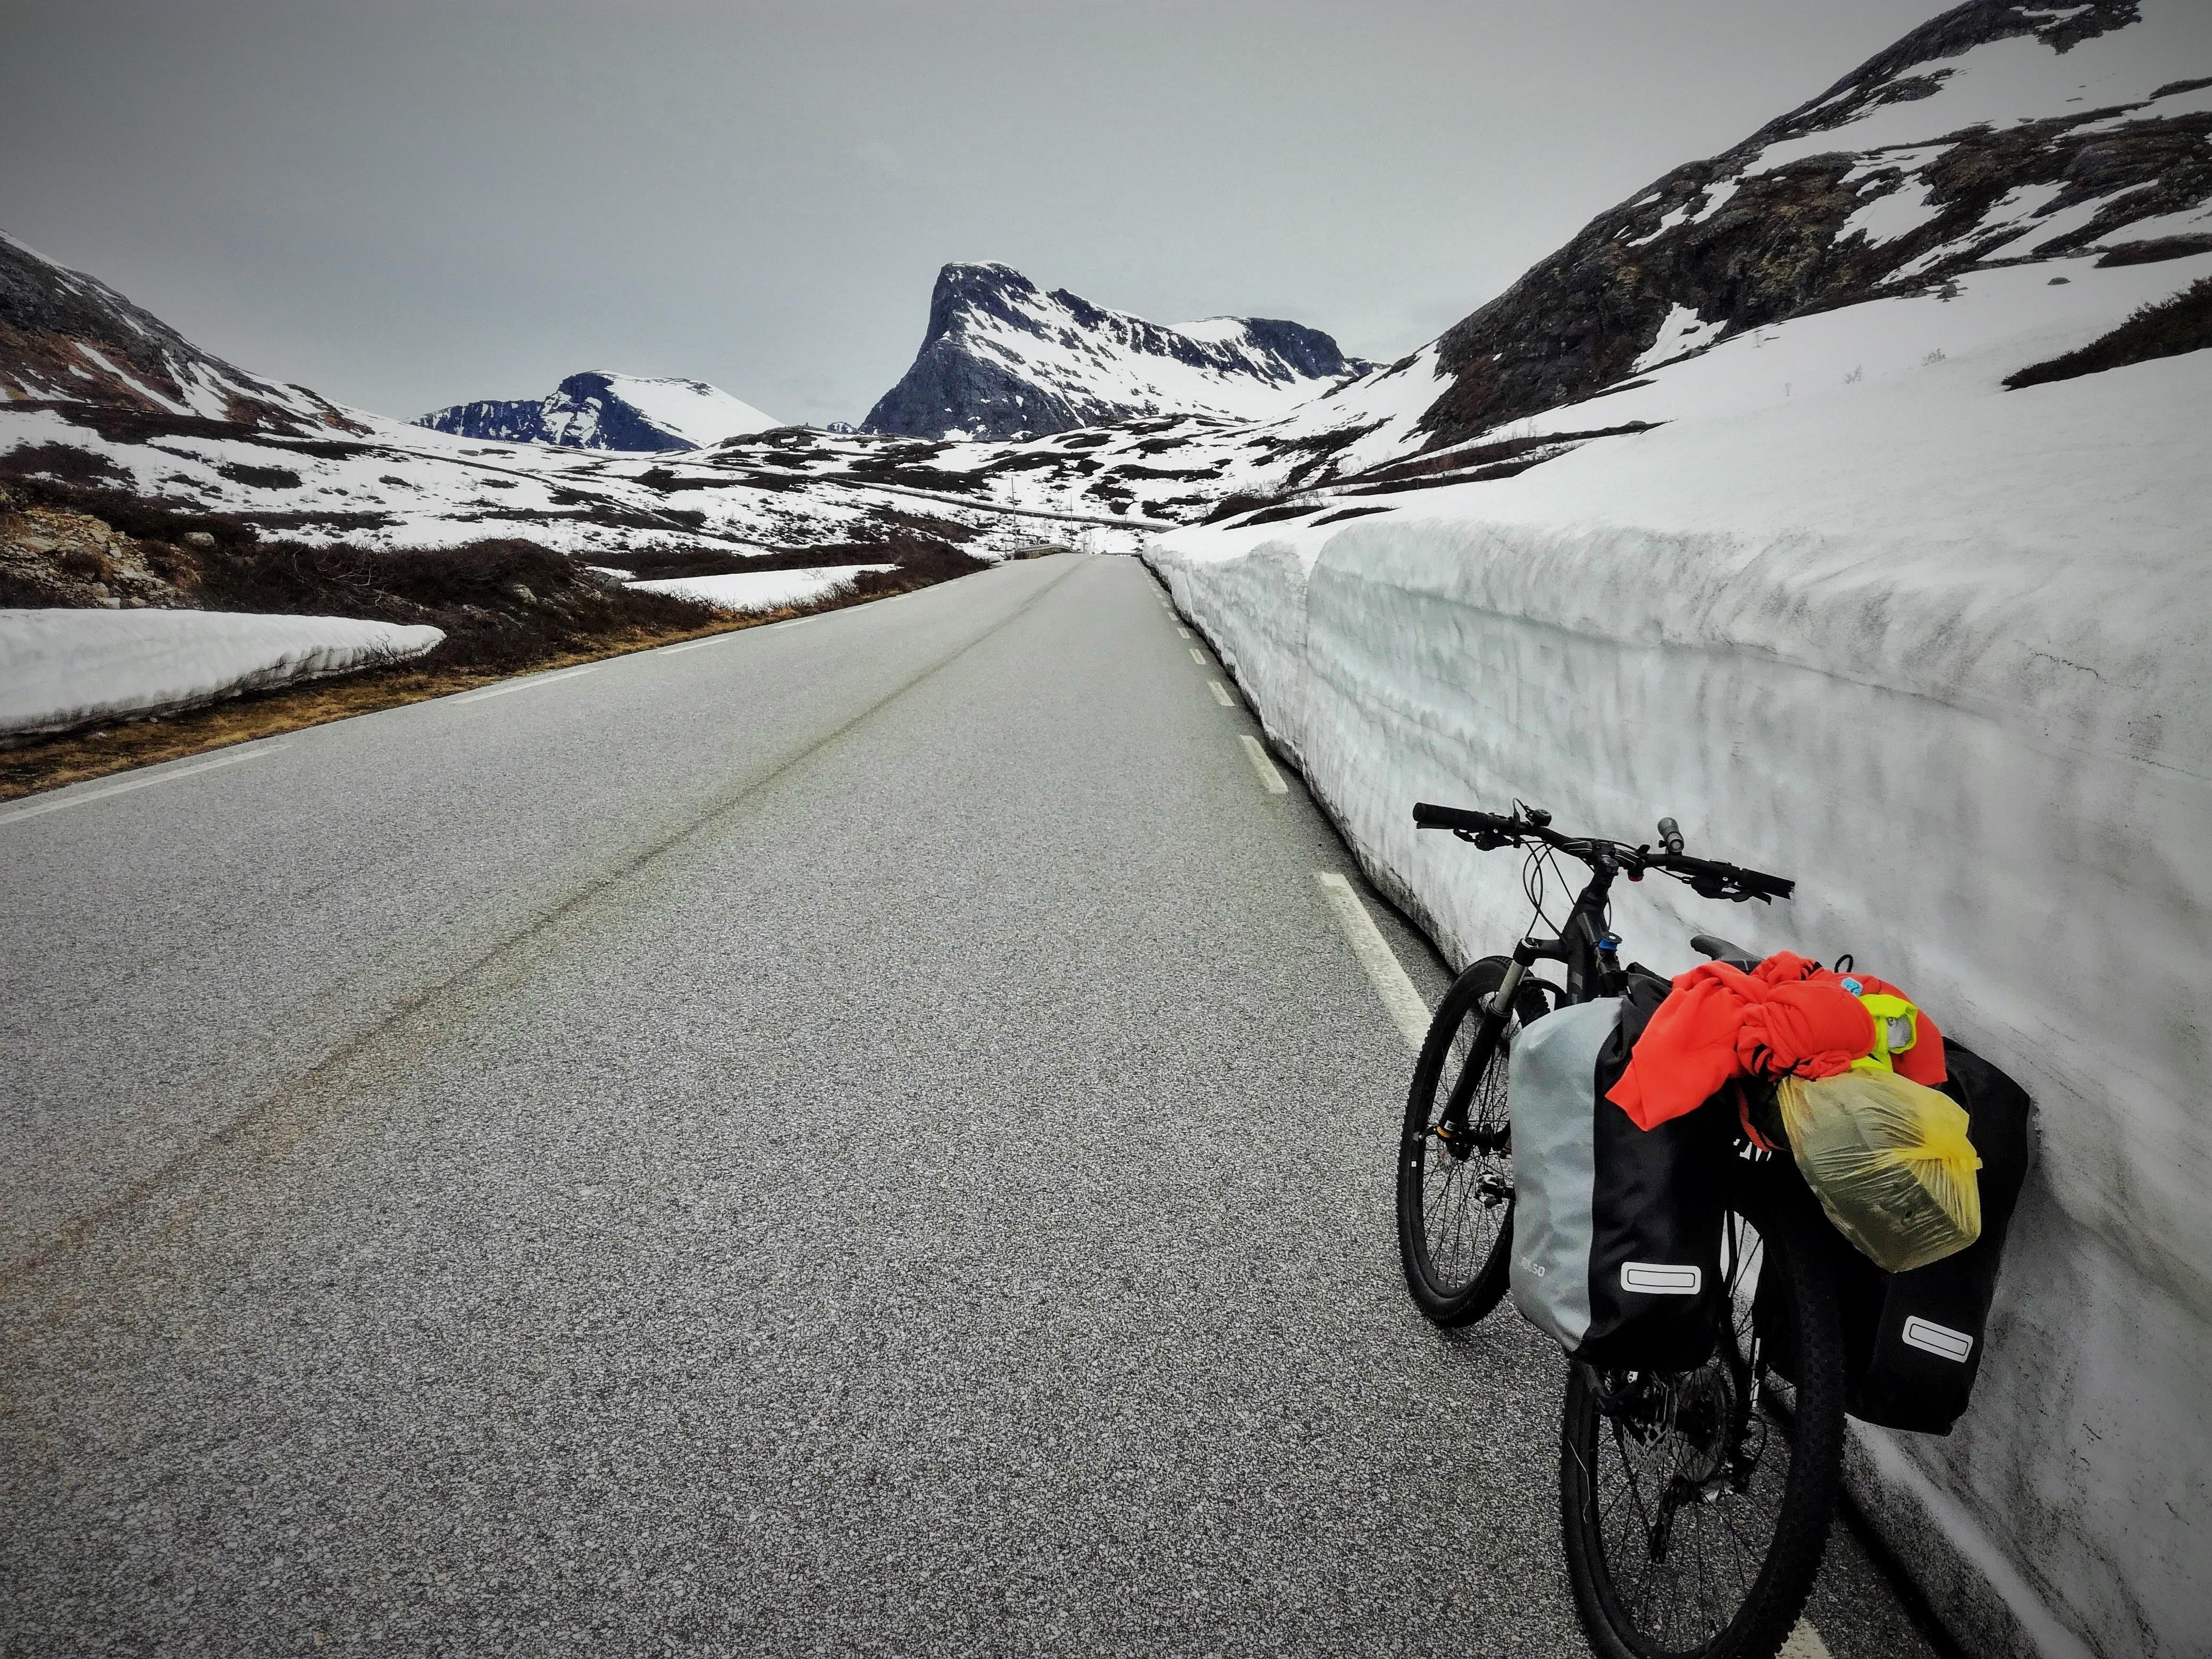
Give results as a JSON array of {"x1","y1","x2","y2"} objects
[{"x1": 1606, "y1": 951, "x2": 1946, "y2": 1130}]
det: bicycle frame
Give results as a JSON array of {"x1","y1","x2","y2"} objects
[{"x1": 1440, "y1": 850, "x2": 1624, "y2": 1148}]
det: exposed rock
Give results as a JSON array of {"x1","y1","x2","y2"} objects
[
  {"x1": 0, "y1": 485, "x2": 191, "y2": 608},
  {"x1": 414, "y1": 372, "x2": 779, "y2": 453},
  {"x1": 864, "y1": 263, "x2": 1372, "y2": 440},
  {"x1": 1419, "y1": 0, "x2": 2192, "y2": 447},
  {"x1": 0, "y1": 230, "x2": 362, "y2": 433}
]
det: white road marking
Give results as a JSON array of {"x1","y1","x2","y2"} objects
[
  {"x1": 0, "y1": 742, "x2": 288, "y2": 826},
  {"x1": 1209, "y1": 680, "x2": 1236, "y2": 707},
  {"x1": 658, "y1": 634, "x2": 733, "y2": 655},
  {"x1": 450, "y1": 663, "x2": 605, "y2": 704},
  {"x1": 1189, "y1": 646, "x2": 1207, "y2": 665},
  {"x1": 1176, "y1": 626, "x2": 1191, "y2": 639},
  {"x1": 1780, "y1": 1624, "x2": 1834, "y2": 1659},
  {"x1": 1313, "y1": 872, "x2": 1430, "y2": 1052},
  {"x1": 1239, "y1": 735, "x2": 1288, "y2": 794}
]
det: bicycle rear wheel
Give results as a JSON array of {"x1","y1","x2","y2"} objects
[
  {"x1": 1560, "y1": 1174, "x2": 1846, "y2": 1659},
  {"x1": 1395, "y1": 956, "x2": 1537, "y2": 1326}
]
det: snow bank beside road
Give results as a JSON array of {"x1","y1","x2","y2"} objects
[
  {"x1": 0, "y1": 609, "x2": 444, "y2": 740},
  {"x1": 1147, "y1": 271, "x2": 2212, "y2": 1659},
  {"x1": 627, "y1": 564, "x2": 894, "y2": 613}
]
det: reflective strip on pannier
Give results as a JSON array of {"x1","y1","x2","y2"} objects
[
  {"x1": 1511, "y1": 978, "x2": 1735, "y2": 1370},
  {"x1": 1831, "y1": 1038, "x2": 2030, "y2": 1434}
]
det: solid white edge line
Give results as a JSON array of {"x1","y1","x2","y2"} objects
[
  {"x1": 1189, "y1": 646, "x2": 1207, "y2": 665},
  {"x1": 1238, "y1": 734, "x2": 1288, "y2": 794},
  {"x1": 1779, "y1": 1623, "x2": 1833, "y2": 1659},
  {"x1": 449, "y1": 663, "x2": 606, "y2": 704},
  {"x1": 1209, "y1": 680, "x2": 1236, "y2": 707},
  {"x1": 1313, "y1": 872, "x2": 1429, "y2": 1053},
  {"x1": 0, "y1": 742, "x2": 287, "y2": 826}
]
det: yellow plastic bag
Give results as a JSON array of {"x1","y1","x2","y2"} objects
[{"x1": 1777, "y1": 1071, "x2": 1983, "y2": 1272}]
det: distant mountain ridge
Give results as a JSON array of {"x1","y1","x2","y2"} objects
[
  {"x1": 0, "y1": 231, "x2": 357, "y2": 434},
  {"x1": 864, "y1": 263, "x2": 1372, "y2": 439},
  {"x1": 414, "y1": 371, "x2": 780, "y2": 453},
  {"x1": 1417, "y1": 0, "x2": 2199, "y2": 447}
]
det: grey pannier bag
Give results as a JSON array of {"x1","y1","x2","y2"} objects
[{"x1": 1508, "y1": 981, "x2": 1731, "y2": 1369}]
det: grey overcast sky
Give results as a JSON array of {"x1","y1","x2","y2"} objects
[{"x1": 1, "y1": 0, "x2": 1945, "y2": 426}]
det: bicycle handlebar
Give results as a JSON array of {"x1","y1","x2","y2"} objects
[{"x1": 1411, "y1": 801, "x2": 1795, "y2": 902}]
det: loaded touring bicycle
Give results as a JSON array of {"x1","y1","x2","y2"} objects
[{"x1": 1396, "y1": 801, "x2": 1844, "y2": 1659}]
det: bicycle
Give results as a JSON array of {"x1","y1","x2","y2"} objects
[{"x1": 1397, "y1": 801, "x2": 1845, "y2": 1659}]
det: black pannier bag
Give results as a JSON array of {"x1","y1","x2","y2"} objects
[
  {"x1": 1511, "y1": 975, "x2": 1733, "y2": 1370},
  {"x1": 1830, "y1": 1039, "x2": 2033, "y2": 1434}
]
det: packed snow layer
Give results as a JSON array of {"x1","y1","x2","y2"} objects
[
  {"x1": 1146, "y1": 273, "x2": 2212, "y2": 1659},
  {"x1": 627, "y1": 565, "x2": 894, "y2": 613},
  {"x1": 0, "y1": 608, "x2": 443, "y2": 739}
]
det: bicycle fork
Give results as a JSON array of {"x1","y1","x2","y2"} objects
[{"x1": 1437, "y1": 945, "x2": 1537, "y2": 1154}]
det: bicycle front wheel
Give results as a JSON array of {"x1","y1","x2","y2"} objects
[
  {"x1": 1560, "y1": 1174, "x2": 1847, "y2": 1659},
  {"x1": 1395, "y1": 956, "x2": 1530, "y2": 1326}
]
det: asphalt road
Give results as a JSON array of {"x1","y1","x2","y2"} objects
[{"x1": 1, "y1": 554, "x2": 1943, "y2": 1657}]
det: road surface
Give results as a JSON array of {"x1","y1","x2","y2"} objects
[{"x1": 1, "y1": 555, "x2": 1943, "y2": 1656}]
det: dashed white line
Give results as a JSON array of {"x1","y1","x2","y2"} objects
[
  {"x1": 1313, "y1": 872, "x2": 1430, "y2": 1053},
  {"x1": 1239, "y1": 735, "x2": 1288, "y2": 794},
  {"x1": 1188, "y1": 647, "x2": 1207, "y2": 665},
  {"x1": 450, "y1": 663, "x2": 605, "y2": 704},
  {"x1": 0, "y1": 742, "x2": 288, "y2": 826},
  {"x1": 1208, "y1": 680, "x2": 1236, "y2": 707},
  {"x1": 1176, "y1": 626, "x2": 1191, "y2": 639}
]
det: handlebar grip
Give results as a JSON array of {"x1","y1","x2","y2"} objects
[
  {"x1": 1732, "y1": 866, "x2": 1796, "y2": 901},
  {"x1": 1680, "y1": 859, "x2": 1796, "y2": 901},
  {"x1": 1412, "y1": 802, "x2": 1515, "y2": 835}
]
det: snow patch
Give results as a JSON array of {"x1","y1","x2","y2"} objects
[
  {"x1": 1632, "y1": 305, "x2": 1724, "y2": 373},
  {"x1": 628, "y1": 565, "x2": 895, "y2": 612},
  {"x1": 0, "y1": 608, "x2": 443, "y2": 738}
]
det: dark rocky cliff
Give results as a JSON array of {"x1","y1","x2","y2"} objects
[
  {"x1": 865, "y1": 263, "x2": 1370, "y2": 440},
  {"x1": 415, "y1": 372, "x2": 696, "y2": 452}
]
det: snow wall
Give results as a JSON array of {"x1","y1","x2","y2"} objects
[
  {"x1": 0, "y1": 609, "x2": 446, "y2": 741},
  {"x1": 1144, "y1": 390, "x2": 2211, "y2": 1659}
]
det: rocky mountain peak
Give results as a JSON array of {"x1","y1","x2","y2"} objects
[
  {"x1": 866, "y1": 262, "x2": 1372, "y2": 439},
  {"x1": 413, "y1": 370, "x2": 779, "y2": 453},
  {"x1": 0, "y1": 231, "x2": 357, "y2": 434},
  {"x1": 1418, "y1": 0, "x2": 2203, "y2": 448},
  {"x1": 925, "y1": 263, "x2": 1049, "y2": 343}
]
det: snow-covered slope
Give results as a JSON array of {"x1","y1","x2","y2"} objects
[
  {"x1": 0, "y1": 232, "x2": 1185, "y2": 562},
  {"x1": 1127, "y1": 0, "x2": 2212, "y2": 514},
  {"x1": 863, "y1": 263, "x2": 1372, "y2": 439},
  {"x1": 1147, "y1": 7, "x2": 2212, "y2": 1658},
  {"x1": 414, "y1": 371, "x2": 781, "y2": 453},
  {"x1": 0, "y1": 232, "x2": 358, "y2": 434},
  {"x1": 0, "y1": 607, "x2": 442, "y2": 739},
  {"x1": 629, "y1": 564, "x2": 895, "y2": 614}
]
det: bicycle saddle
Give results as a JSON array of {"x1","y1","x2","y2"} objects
[{"x1": 1689, "y1": 933, "x2": 1762, "y2": 971}]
